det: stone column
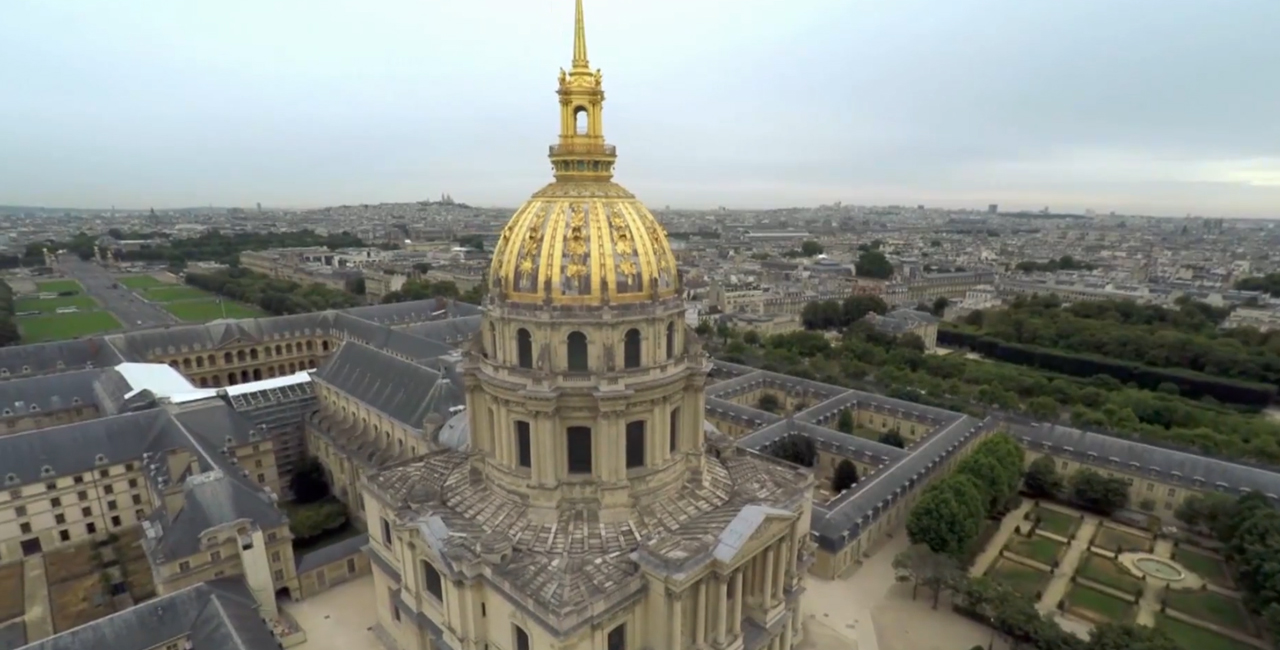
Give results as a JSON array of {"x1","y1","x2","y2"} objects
[
  {"x1": 696, "y1": 579, "x2": 707, "y2": 648},
  {"x1": 670, "y1": 592, "x2": 684, "y2": 650},
  {"x1": 773, "y1": 539, "x2": 788, "y2": 601},
  {"x1": 781, "y1": 613, "x2": 793, "y2": 649},
  {"x1": 715, "y1": 574, "x2": 728, "y2": 645},
  {"x1": 762, "y1": 545, "x2": 775, "y2": 609},
  {"x1": 731, "y1": 570, "x2": 744, "y2": 637}
]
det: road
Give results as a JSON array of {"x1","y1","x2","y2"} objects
[{"x1": 58, "y1": 258, "x2": 178, "y2": 330}]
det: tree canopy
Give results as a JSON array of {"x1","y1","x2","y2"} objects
[{"x1": 855, "y1": 250, "x2": 894, "y2": 279}]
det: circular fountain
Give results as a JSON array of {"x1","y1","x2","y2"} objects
[{"x1": 1133, "y1": 556, "x2": 1186, "y2": 581}]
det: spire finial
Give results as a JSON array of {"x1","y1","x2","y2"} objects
[{"x1": 572, "y1": 0, "x2": 589, "y2": 69}]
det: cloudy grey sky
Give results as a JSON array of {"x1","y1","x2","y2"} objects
[{"x1": 2, "y1": 0, "x2": 1278, "y2": 216}]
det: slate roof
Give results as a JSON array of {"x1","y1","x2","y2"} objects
[
  {"x1": 144, "y1": 469, "x2": 286, "y2": 563},
  {"x1": 295, "y1": 533, "x2": 369, "y2": 574},
  {"x1": 0, "y1": 368, "x2": 110, "y2": 418},
  {"x1": 0, "y1": 338, "x2": 123, "y2": 381},
  {"x1": 0, "y1": 410, "x2": 178, "y2": 488},
  {"x1": 18, "y1": 578, "x2": 279, "y2": 650},
  {"x1": 314, "y1": 341, "x2": 464, "y2": 429},
  {"x1": 341, "y1": 298, "x2": 481, "y2": 325},
  {"x1": 1010, "y1": 422, "x2": 1280, "y2": 498}
]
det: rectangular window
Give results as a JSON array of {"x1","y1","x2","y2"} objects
[
  {"x1": 77, "y1": 491, "x2": 88, "y2": 502},
  {"x1": 45, "y1": 482, "x2": 56, "y2": 491},
  {"x1": 347, "y1": 558, "x2": 357, "y2": 574},
  {"x1": 669, "y1": 408, "x2": 680, "y2": 453},
  {"x1": 257, "y1": 473, "x2": 266, "y2": 484},
  {"x1": 82, "y1": 506, "x2": 92, "y2": 517},
  {"x1": 608, "y1": 624, "x2": 626, "y2": 650},
  {"x1": 72, "y1": 476, "x2": 84, "y2": 485},
  {"x1": 103, "y1": 485, "x2": 114, "y2": 495},
  {"x1": 55, "y1": 513, "x2": 65, "y2": 525},
  {"x1": 86, "y1": 522, "x2": 97, "y2": 534},
  {"x1": 132, "y1": 494, "x2": 142, "y2": 506},
  {"x1": 271, "y1": 551, "x2": 281, "y2": 563},
  {"x1": 135, "y1": 509, "x2": 146, "y2": 520},
  {"x1": 210, "y1": 551, "x2": 222, "y2": 562},
  {"x1": 515, "y1": 625, "x2": 531, "y2": 650},
  {"x1": 267, "y1": 532, "x2": 278, "y2": 543},
  {"x1": 19, "y1": 523, "x2": 31, "y2": 535},
  {"x1": 1167, "y1": 488, "x2": 1176, "y2": 497},
  {"x1": 516, "y1": 421, "x2": 532, "y2": 469},
  {"x1": 99, "y1": 469, "x2": 110, "y2": 479},
  {"x1": 274, "y1": 569, "x2": 284, "y2": 582},
  {"x1": 566, "y1": 427, "x2": 592, "y2": 474},
  {"x1": 59, "y1": 529, "x2": 70, "y2": 542},
  {"x1": 14, "y1": 506, "x2": 26, "y2": 518},
  {"x1": 179, "y1": 560, "x2": 191, "y2": 572},
  {"x1": 125, "y1": 463, "x2": 134, "y2": 472},
  {"x1": 107, "y1": 500, "x2": 117, "y2": 511},
  {"x1": 625, "y1": 421, "x2": 645, "y2": 469},
  {"x1": 50, "y1": 497, "x2": 61, "y2": 508},
  {"x1": 110, "y1": 515, "x2": 121, "y2": 528},
  {"x1": 422, "y1": 560, "x2": 444, "y2": 602},
  {"x1": 128, "y1": 479, "x2": 138, "y2": 489},
  {"x1": 380, "y1": 518, "x2": 393, "y2": 546}
]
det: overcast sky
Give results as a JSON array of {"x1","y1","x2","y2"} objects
[{"x1": 3, "y1": 0, "x2": 1278, "y2": 217}]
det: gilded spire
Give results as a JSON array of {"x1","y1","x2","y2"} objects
[{"x1": 572, "y1": 0, "x2": 590, "y2": 70}]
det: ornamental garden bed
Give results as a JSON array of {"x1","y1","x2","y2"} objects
[
  {"x1": 1156, "y1": 614, "x2": 1260, "y2": 650},
  {"x1": 1076, "y1": 553, "x2": 1144, "y2": 596},
  {"x1": 1164, "y1": 589, "x2": 1254, "y2": 634},
  {"x1": 1064, "y1": 584, "x2": 1134, "y2": 624},
  {"x1": 1030, "y1": 505, "x2": 1080, "y2": 538},
  {"x1": 986, "y1": 558, "x2": 1051, "y2": 599},
  {"x1": 1173, "y1": 545, "x2": 1233, "y2": 589},
  {"x1": 1005, "y1": 535, "x2": 1065, "y2": 568},
  {"x1": 1092, "y1": 524, "x2": 1153, "y2": 554}
]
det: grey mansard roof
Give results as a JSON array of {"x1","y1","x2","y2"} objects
[
  {"x1": 314, "y1": 341, "x2": 464, "y2": 429},
  {"x1": 0, "y1": 338, "x2": 123, "y2": 380},
  {"x1": 18, "y1": 578, "x2": 279, "y2": 650},
  {"x1": 144, "y1": 469, "x2": 286, "y2": 563}
]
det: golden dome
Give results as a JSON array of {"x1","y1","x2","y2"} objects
[{"x1": 488, "y1": 0, "x2": 678, "y2": 308}]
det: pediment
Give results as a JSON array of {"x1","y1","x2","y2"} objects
[{"x1": 712, "y1": 504, "x2": 795, "y2": 565}]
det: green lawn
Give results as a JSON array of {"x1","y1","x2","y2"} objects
[
  {"x1": 1165, "y1": 590, "x2": 1252, "y2": 632},
  {"x1": 1157, "y1": 614, "x2": 1259, "y2": 650},
  {"x1": 15, "y1": 295, "x2": 98, "y2": 313},
  {"x1": 163, "y1": 299, "x2": 266, "y2": 322},
  {"x1": 1174, "y1": 547, "x2": 1232, "y2": 587},
  {"x1": 1077, "y1": 554, "x2": 1144, "y2": 595},
  {"x1": 986, "y1": 558, "x2": 1050, "y2": 598},
  {"x1": 1006, "y1": 535, "x2": 1064, "y2": 566},
  {"x1": 34, "y1": 279, "x2": 82, "y2": 293},
  {"x1": 1094, "y1": 526, "x2": 1153, "y2": 553},
  {"x1": 1067, "y1": 584, "x2": 1133, "y2": 623},
  {"x1": 118, "y1": 275, "x2": 165, "y2": 289},
  {"x1": 1033, "y1": 506, "x2": 1080, "y2": 538},
  {"x1": 144, "y1": 286, "x2": 213, "y2": 302},
  {"x1": 17, "y1": 311, "x2": 122, "y2": 342}
]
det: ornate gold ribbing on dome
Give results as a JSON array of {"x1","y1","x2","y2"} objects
[{"x1": 488, "y1": 0, "x2": 678, "y2": 308}]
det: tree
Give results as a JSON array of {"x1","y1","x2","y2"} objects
[
  {"x1": 1085, "y1": 622, "x2": 1178, "y2": 650},
  {"x1": 1068, "y1": 470, "x2": 1129, "y2": 516},
  {"x1": 855, "y1": 250, "x2": 894, "y2": 279},
  {"x1": 1026, "y1": 396, "x2": 1060, "y2": 421},
  {"x1": 1023, "y1": 456, "x2": 1063, "y2": 499},
  {"x1": 288, "y1": 500, "x2": 348, "y2": 541},
  {"x1": 767, "y1": 436, "x2": 816, "y2": 467},
  {"x1": 906, "y1": 475, "x2": 986, "y2": 559},
  {"x1": 757, "y1": 393, "x2": 780, "y2": 413},
  {"x1": 742, "y1": 330, "x2": 761, "y2": 346},
  {"x1": 892, "y1": 544, "x2": 961, "y2": 608},
  {"x1": 832, "y1": 460, "x2": 859, "y2": 493},
  {"x1": 932, "y1": 296, "x2": 950, "y2": 316},
  {"x1": 1173, "y1": 492, "x2": 1234, "y2": 532},
  {"x1": 412, "y1": 262, "x2": 432, "y2": 274},
  {"x1": 290, "y1": 457, "x2": 332, "y2": 504},
  {"x1": 695, "y1": 321, "x2": 712, "y2": 337},
  {"x1": 800, "y1": 240, "x2": 824, "y2": 257},
  {"x1": 878, "y1": 431, "x2": 906, "y2": 448},
  {"x1": 899, "y1": 333, "x2": 926, "y2": 353},
  {"x1": 1217, "y1": 491, "x2": 1274, "y2": 545},
  {"x1": 836, "y1": 409, "x2": 854, "y2": 434},
  {"x1": 345, "y1": 276, "x2": 366, "y2": 295},
  {"x1": 842, "y1": 295, "x2": 889, "y2": 324}
]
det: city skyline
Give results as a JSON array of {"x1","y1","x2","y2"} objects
[{"x1": 2, "y1": 0, "x2": 1278, "y2": 217}]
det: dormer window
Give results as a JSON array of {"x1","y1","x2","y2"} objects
[
  {"x1": 29, "y1": 404, "x2": 39, "y2": 412},
  {"x1": 21, "y1": 366, "x2": 29, "y2": 373},
  {"x1": 71, "y1": 397, "x2": 81, "y2": 405},
  {"x1": 40, "y1": 466, "x2": 54, "y2": 477},
  {"x1": 4, "y1": 474, "x2": 17, "y2": 485}
]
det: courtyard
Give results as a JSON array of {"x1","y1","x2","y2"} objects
[
  {"x1": 969, "y1": 500, "x2": 1268, "y2": 649},
  {"x1": 282, "y1": 575, "x2": 380, "y2": 650}
]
